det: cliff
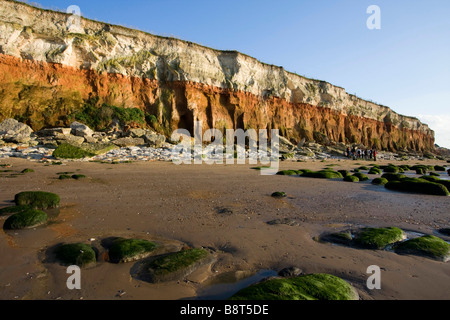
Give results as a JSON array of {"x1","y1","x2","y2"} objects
[{"x1": 0, "y1": 0, "x2": 435, "y2": 151}]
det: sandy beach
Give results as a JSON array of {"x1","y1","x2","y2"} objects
[{"x1": 0, "y1": 157, "x2": 449, "y2": 301}]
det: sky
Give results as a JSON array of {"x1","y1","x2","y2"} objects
[{"x1": 24, "y1": 0, "x2": 450, "y2": 148}]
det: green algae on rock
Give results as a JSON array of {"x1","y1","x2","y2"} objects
[
  {"x1": 14, "y1": 191, "x2": 60, "y2": 209},
  {"x1": 368, "y1": 167, "x2": 382, "y2": 175},
  {"x1": 108, "y1": 238, "x2": 159, "y2": 263},
  {"x1": 352, "y1": 173, "x2": 369, "y2": 181},
  {"x1": 229, "y1": 273, "x2": 359, "y2": 300},
  {"x1": 385, "y1": 178, "x2": 449, "y2": 196},
  {"x1": 354, "y1": 227, "x2": 405, "y2": 250},
  {"x1": 302, "y1": 170, "x2": 343, "y2": 179},
  {"x1": 276, "y1": 170, "x2": 299, "y2": 176},
  {"x1": 0, "y1": 205, "x2": 32, "y2": 216},
  {"x1": 395, "y1": 235, "x2": 450, "y2": 262},
  {"x1": 3, "y1": 208, "x2": 48, "y2": 230},
  {"x1": 372, "y1": 178, "x2": 389, "y2": 186},
  {"x1": 381, "y1": 173, "x2": 406, "y2": 182},
  {"x1": 55, "y1": 243, "x2": 97, "y2": 267},
  {"x1": 343, "y1": 175, "x2": 359, "y2": 182},
  {"x1": 139, "y1": 248, "x2": 214, "y2": 283},
  {"x1": 53, "y1": 143, "x2": 96, "y2": 159},
  {"x1": 271, "y1": 192, "x2": 287, "y2": 198}
]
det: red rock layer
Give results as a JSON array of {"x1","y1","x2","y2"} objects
[{"x1": 0, "y1": 54, "x2": 435, "y2": 151}]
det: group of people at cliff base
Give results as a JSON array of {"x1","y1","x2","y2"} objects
[{"x1": 346, "y1": 146, "x2": 378, "y2": 161}]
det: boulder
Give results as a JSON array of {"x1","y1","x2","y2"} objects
[
  {"x1": 0, "y1": 118, "x2": 33, "y2": 143},
  {"x1": 70, "y1": 122, "x2": 94, "y2": 138},
  {"x1": 278, "y1": 136, "x2": 295, "y2": 152},
  {"x1": 143, "y1": 133, "x2": 166, "y2": 148},
  {"x1": 128, "y1": 128, "x2": 146, "y2": 138},
  {"x1": 112, "y1": 137, "x2": 145, "y2": 147},
  {"x1": 54, "y1": 133, "x2": 85, "y2": 146},
  {"x1": 36, "y1": 128, "x2": 71, "y2": 137}
]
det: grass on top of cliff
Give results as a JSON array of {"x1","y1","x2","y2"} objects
[{"x1": 72, "y1": 97, "x2": 145, "y2": 131}]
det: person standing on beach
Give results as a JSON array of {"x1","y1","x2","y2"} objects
[{"x1": 373, "y1": 149, "x2": 377, "y2": 161}]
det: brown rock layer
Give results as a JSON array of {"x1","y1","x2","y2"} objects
[{"x1": 0, "y1": 53, "x2": 435, "y2": 151}]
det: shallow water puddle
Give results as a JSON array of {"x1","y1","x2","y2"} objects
[{"x1": 195, "y1": 269, "x2": 277, "y2": 300}]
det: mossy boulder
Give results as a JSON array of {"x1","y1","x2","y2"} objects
[
  {"x1": 368, "y1": 167, "x2": 382, "y2": 175},
  {"x1": 53, "y1": 143, "x2": 96, "y2": 159},
  {"x1": 3, "y1": 208, "x2": 48, "y2": 230},
  {"x1": 14, "y1": 191, "x2": 60, "y2": 209},
  {"x1": 343, "y1": 175, "x2": 359, "y2": 182},
  {"x1": 383, "y1": 165, "x2": 400, "y2": 173},
  {"x1": 434, "y1": 165, "x2": 446, "y2": 172},
  {"x1": 381, "y1": 173, "x2": 406, "y2": 181},
  {"x1": 21, "y1": 168, "x2": 34, "y2": 173},
  {"x1": 230, "y1": 274, "x2": 359, "y2": 300},
  {"x1": 0, "y1": 205, "x2": 31, "y2": 216},
  {"x1": 438, "y1": 228, "x2": 450, "y2": 236},
  {"x1": 59, "y1": 174, "x2": 72, "y2": 180},
  {"x1": 302, "y1": 170, "x2": 343, "y2": 179},
  {"x1": 352, "y1": 173, "x2": 369, "y2": 181},
  {"x1": 55, "y1": 243, "x2": 97, "y2": 267},
  {"x1": 139, "y1": 248, "x2": 215, "y2": 283},
  {"x1": 399, "y1": 165, "x2": 411, "y2": 171},
  {"x1": 271, "y1": 192, "x2": 287, "y2": 198},
  {"x1": 354, "y1": 227, "x2": 405, "y2": 249},
  {"x1": 108, "y1": 238, "x2": 159, "y2": 263},
  {"x1": 276, "y1": 170, "x2": 299, "y2": 176},
  {"x1": 395, "y1": 235, "x2": 450, "y2": 262},
  {"x1": 411, "y1": 165, "x2": 433, "y2": 175},
  {"x1": 372, "y1": 178, "x2": 389, "y2": 186},
  {"x1": 415, "y1": 168, "x2": 426, "y2": 175},
  {"x1": 71, "y1": 174, "x2": 86, "y2": 180},
  {"x1": 385, "y1": 178, "x2": 450, "y2": 196},
  {"x1": 338, "y1": 170, "x2": 350, "y2": 177},
  {"x1": 322, "y1": 231, "x2": 353, "y2": 245}
]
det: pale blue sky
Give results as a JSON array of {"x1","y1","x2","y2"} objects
[{"x1": 27, "y1": 0, "x2": 450, "y2": 147}]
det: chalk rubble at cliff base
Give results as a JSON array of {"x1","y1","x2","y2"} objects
[{"x1": 0, "y1": 118, "x2": 443, "y2": 163}]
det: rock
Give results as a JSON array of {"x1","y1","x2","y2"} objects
[
  {"x1": 112, "y1": 137, "x2": 145, "y2": 147},
  {"x1": 143, "y1": 133, "x2": 166, "y2": 148},
  {"x1": 278, "y1": 136, "x2": 295, "y2": 152},
  {"x1": 395, "y1": 235, "x2": 450, "y2": 262},
  {"x1": 70, "y1": 122, "x2": 94, "y2": 138},
  {"x1": 107, "y1": 238, "x2": 159, "y2": 263},
  {"x1": 267, "y1": 218, "x2": 299, "y2": 227},
  {"x1": 278, "y1": 267, "x2": 303, "y2": 278},
  {"x1": 354, "y1": 227, "x2": 405, "y2": 250},
  {"x1": 84, "y1": 136, "x2": 98, "y2": 144},
  {"x1": 0, "y1": 118, "x2": 33, "y2": 143},
  {"x1": 297, "y1": 138, "x2": 306, "y2": 148},
  {"x1": 136, "y1": 248, "x2": 216, "y2": 283},
  {"x1": 14, "y1": 191, "x2": 60, "y2": 209},
  {"x1": 3, "y1": 207, "x2": 48, "y2": 230},
  {"x1": 36, "y1": 128, "x2": 71, "y2": 137},
  {"x1": 54, "y1": 243, "x2": 97, "y2": 267},
  {"x1": 54, "y1": 133, "x2": 85, "y2": 146},
  {"x1": 128, "y1": 128, "x2": 146, "y2": 138},
  {"x1": 230, "y1": 273, "x2": 359, "y2": 300}
]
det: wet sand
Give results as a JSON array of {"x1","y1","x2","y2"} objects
[{"x1": 0, "y1": 158, "x2": 449, "y2": 300}]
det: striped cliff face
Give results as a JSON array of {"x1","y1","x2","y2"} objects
[{"x1": 0, "y1": 0, "x2": 435, "y2": 151}]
